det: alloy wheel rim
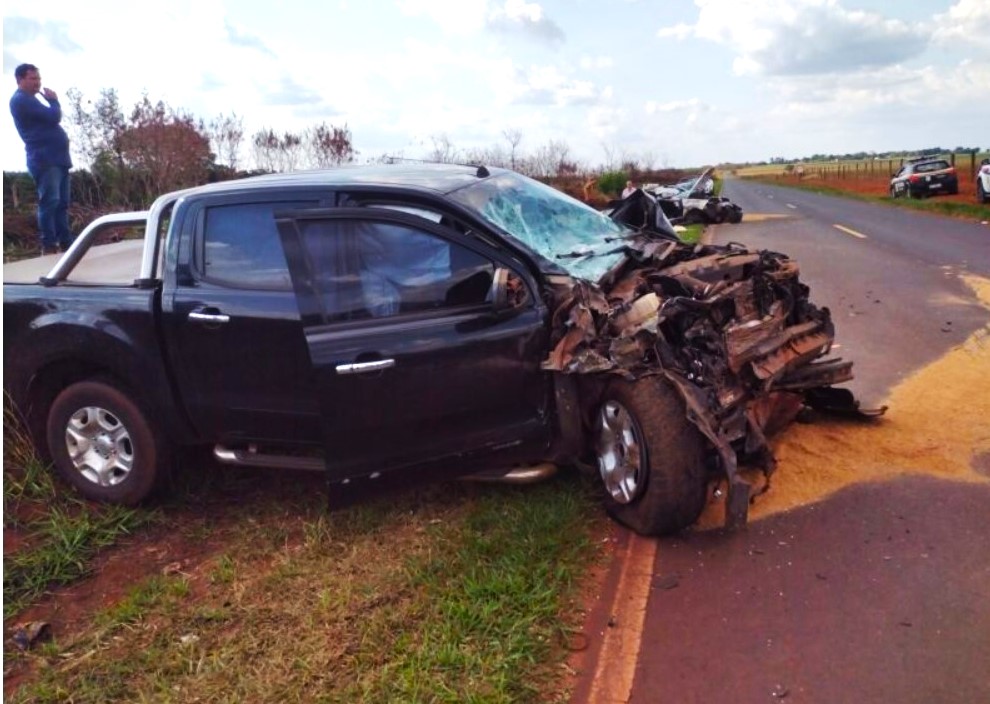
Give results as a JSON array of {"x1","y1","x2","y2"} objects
[
  {"x1": 64, "y1": 406, "x2": 134, "y2": 486},
  {"x1": 596, "y1": 400, "x2": 644, "y2": 504}
]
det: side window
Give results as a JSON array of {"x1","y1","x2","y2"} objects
[
  {"x1": 297, "y1": 218, "x2": 495, "y2": 321},
  {"x1": 200, "y1": 201, "x2": 315, "y2": 289}
]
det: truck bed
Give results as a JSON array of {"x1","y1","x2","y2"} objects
[{"x1": 3, "y1": 240, "x2": 145, "y2": 286}]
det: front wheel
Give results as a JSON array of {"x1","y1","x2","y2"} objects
[
  {"x1": 593, "y1": 377, "x2": 709, "y2": 535},
  {"x1": 46, "y1": 379, "x2": 166, "y2": 505},
  {"x1": 978, "y1": 180, "x2": 988, "y2": 204}
]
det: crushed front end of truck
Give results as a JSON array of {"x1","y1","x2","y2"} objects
[{"x1": 542, "y1": 191, "x2": 881, "y2": 529}]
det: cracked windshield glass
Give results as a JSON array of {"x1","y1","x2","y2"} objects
[{"x1": 451, "y1": 172, "x2": 628, "y2": 282}]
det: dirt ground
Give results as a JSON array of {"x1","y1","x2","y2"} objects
[
  {"x1": 772, "y1": 172, "x2": 983, "y2": 204},
  {"x1": 2, "y1": 468, "x2": 330, "y2": 695}
]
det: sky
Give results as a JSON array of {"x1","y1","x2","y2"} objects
[{"x1": 3, "y1": 0, "x2": 988, "y2": 172}]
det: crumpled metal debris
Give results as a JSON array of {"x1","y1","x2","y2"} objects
[
  {"x1": 640, "y1": 167, "x2": 744, "y2": 225},
  {"x1": 542, "y1": 217, "x2": 882, "y2": 529}
]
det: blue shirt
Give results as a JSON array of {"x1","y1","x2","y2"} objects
[{"x1": 9, "y1": 89, "x2": 72, "y2": 171}]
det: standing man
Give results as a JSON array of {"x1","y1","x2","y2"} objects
[{"x1": 10, "y1": 63, "x2": 73, "y2": 254}]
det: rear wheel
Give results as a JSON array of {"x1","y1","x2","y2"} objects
[
  {"x1": 593, "y1": 377, "x2": 709, "y2": 535},
  {"x1": 46, "y1": 379, "x2": 166, "y2": 505}
]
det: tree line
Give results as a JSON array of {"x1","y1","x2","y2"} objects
[
  {"x1": 13, "y1": 88, "x2": 358, "y2": 210},
  {"x1": 4, "y1": 88, "x2": 678, "y2": 215}
]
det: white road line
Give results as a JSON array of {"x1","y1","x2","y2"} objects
[
  {"x1": 786, "y1": 203, "x2": 797, "y2": 209},
  {"x1": 833, "y1": 224, "x2": 867, "y2": 239}
]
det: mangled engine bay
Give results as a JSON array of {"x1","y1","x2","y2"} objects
[{"x1": 542, "y1": 196, "x2": 875, "y2": 529}]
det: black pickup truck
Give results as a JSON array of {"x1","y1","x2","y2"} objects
[{"x1": 4, "y1": 164, "x2": 861, "y2": 535}]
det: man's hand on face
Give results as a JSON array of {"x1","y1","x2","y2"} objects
[{"x1": 42, "y1": 87, "x2": 58, "y2": 101}]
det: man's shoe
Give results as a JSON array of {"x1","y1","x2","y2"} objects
[{"x1": 40, "y1": 246, "x2": 57, "y2": 256}]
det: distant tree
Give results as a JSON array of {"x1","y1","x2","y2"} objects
[
  {"x1": 252, "y1": 129, "x2": 280, "y2": 172},
  {"x1": 305, "y1": 122, "x2": 356, "y2": 168},
  {"x1": 209, "y1": 112, "x2": 245, "y2": 170},
  {"x1": 66, "y1": 87, "x2": 126, "y2": 167},
  {"x1": 597, "y1": 171, "x2": 627, "y2": 196},
  {"x1": 526, "y1": 139, "x2": 572, "y2": 178},
  {"x1": 116, "y1": 96, "x2": 212, "y2": 200},
  {"x1": 65, "y1": 89, "x2": 212, "y2": 206},
  {"x1": 639, "y1": 150, "x2": 659, "y2": 171},
  {"x1": 463, "y1": 144, "x2": 510, "y2": 168},
  {"x1": 502, "y1": 128, "x2": 523, "y2": 170},
  {"x1": 278, "y1": 131, "x2": 303, "y2": 172},
  {"x1": 427, "y1": 134, "x2": 459, "y2": 163},
  {"x1": 600, "y1": 141, "x2": 621, "y2": 171},
  {"x1": 251, "y1": 129, "x2": 305, "y2": 172}
]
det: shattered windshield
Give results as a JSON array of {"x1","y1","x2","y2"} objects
[{"x1": 449, "y1": 172, "x2": 628, "y2": 282}]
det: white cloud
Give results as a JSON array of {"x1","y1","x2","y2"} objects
[
  {"x1": 770, "y1": 59, "x2": 990, "y2": 117},
  {"x1": 510, "y1": 64, "x2": 607, "y2": 107},
  {"x1": 656, "y1": 22, "x2": 693, "y2": 40},
  {"x1": 395, "y1": 0, "x2": 488, "y2": 34},
  {"x1": 645, "y1": 98, "x2": 704, "y2": 114},
  {"x1": 579, "y1": 55, "x2": 615, "y2": 70},
  {"x1": 486, "y1": 0, "x2": 565, "y2": 44},
  {"x1": 224, "y1": 20, "x2": 275, "y2": 56},
  {"x1": 664, "y1": 0, "x2": 929, "y2": 76},
  {"x1": 933, "y1": 0, "x2": 990, "y2": 53}
]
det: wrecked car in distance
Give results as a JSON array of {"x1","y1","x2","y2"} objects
[
  {"x1": 4, "y1": 164, "x2": 868, "y2": 535},
  {"x1": 642, "y1": 167, "x2": 743, "y2": 225}
]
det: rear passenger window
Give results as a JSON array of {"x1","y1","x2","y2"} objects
[{"x1": 201, "y1": 202, "x2": 316, "y2": 288}]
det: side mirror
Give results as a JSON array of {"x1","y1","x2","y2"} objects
[
  {"x1": 490, "y1": 267, "x2": 528, "y2": 312},
  {"x1": 491, "y1": 267, "x2": 511, "y2": 310}
]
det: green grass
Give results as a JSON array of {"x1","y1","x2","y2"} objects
[
  {"x1": 9, "y1": 478, "x2": 602, "y2": 704},
  {"x1": 743, "y1": 176, "x2": 990, "y2": 221},
  {"x1": 678, "y1": 223, "x2": 704, "y2": 244},
  {"x1": 3, "y1": 398, "x2": 154, "y2": 618}
]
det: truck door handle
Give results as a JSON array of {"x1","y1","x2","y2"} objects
[
  {"x1": 188, "y1": 309, "x2": 231, "y2": 325},
  {"x1": 335, "y1": 359, "x2": 395, "y2": 375}
]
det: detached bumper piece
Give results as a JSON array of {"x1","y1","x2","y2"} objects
[{"x1": 543, "y1": 235, "x2": 884, "y2": 530}]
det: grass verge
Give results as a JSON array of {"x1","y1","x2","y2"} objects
[
  {"x1": 3, "y1": 398, "x2": 153, "y2": 618},
  {"x1": 743, "y1": 176, "x2": 990, "y2": 221},
  {"x1": 9, "y1": 477, "x2": 603, "y2": 703}
]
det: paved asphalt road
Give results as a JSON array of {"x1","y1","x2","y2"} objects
[
  {"x1": 617, "y1": 183, "x2": 990, "y2": 704},
  {"x1": 633, "y1": 477, "x2": 990, "y2": 704},
  {"x1": 712, "y1": 178, "x2": 990, "y2": 406}
]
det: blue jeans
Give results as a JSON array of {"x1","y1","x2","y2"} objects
[{"x1": 30, "y1": 165, "x2": 72, "y2": 250}]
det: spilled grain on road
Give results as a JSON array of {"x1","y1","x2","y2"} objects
[{"x1": 698, "y1": 274, "x2": 990, "y2": 529}]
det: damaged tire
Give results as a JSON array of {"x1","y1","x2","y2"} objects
[
  {"x1": 46, "y1": 379, "x2": 165, "y2": 505},
  {"x1": 594, "y1": 377, "x2": 708, "y2": 536}
]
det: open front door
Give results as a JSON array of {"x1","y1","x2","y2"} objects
[{"x1": 275, "y1": 207, "x2": 554, "y2": 488}]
